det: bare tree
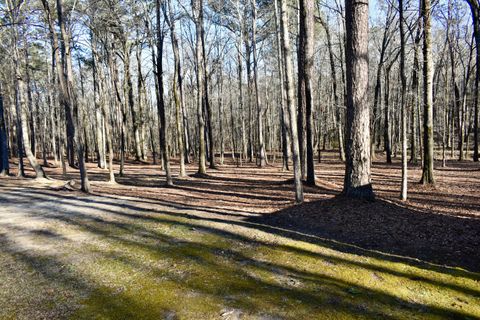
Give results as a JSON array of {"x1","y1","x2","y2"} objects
[
  {"x1": 278, "y1": 0, "x2": 304, "y2": 203},
  {"x1": 42, "y1": 0, "x2": 90, "y2": 191},
  {"x1": 164, "y1": 0, "x2": 186, "y2": 177},
  {"x1": 0, "y1": 83, "x2": 8, "y2": 176},
  {"x1": 299, "y1": 0, "x2": 316, "y2": 185},
  {"x1": 193, "y1": 0, "x2": 207, "y2": 175},
  {"x1": 421, "y1": 0, "x2": 435, "y2": 185},
  {"x1": 155, "y1": 0, "x2": 173, "y2": 186},
  {"x1": 317, "y1": 13, "x2": 345, "y2": 162},
  {"x1": 399, "y1": 0, "x2": 408, "y2": 200},
  {"x1": 466, "y1": 0, "x2": 479, "y2": 161}
]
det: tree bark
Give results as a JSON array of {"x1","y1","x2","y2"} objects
[
  {"x1": 318, "y1": 15, "x2": 345, "y2": 162},
  {"x1": 466, "y1": 0, "x2": 479, "y2": 161},
  {"x1": 0, "y1": 84, "x2": 9, "y2": 176},
  {"x1": 164, "y1": 0, "x2": 186, "y2": 177},
  {"x1": 343, "y1": 0, "x2": 375, "y2": 200},
  {"x1": 193, "y1": 0, "x2": 207, "y2": 175},
  {"x1": 279, "y1": 0, "x2": 304, "y2": 203},
  {"x1": 155, "y1": 0, "x2": 173, "y2": 185},
  {"x1": 410, "y1": 23, "x2": 422, "y2": 164},
  {"x1": 41, "y1": 0, "x2": 90, "y2": 190},
  {"x1": 15, "y1": 62, "x2": 46, "y2": 179},
  {"x1": 274, "y1": 0, "x2": 290, "y2": 171},
  {"x1": 251, "y1": 0, "x2": 266, "y2": 167},
  {"x1": 299, "y1": 0, "x2": 316, "y2": 184},
  {"x1": 420, "y1": 0, "x2": 435, "y2": 184},
  {"x1": 399, "y1": 0, "x2": 408, "y2": 200}
]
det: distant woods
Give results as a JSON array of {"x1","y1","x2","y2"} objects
[{"x1": 0, "y1": 0, "x2": 478, "y2": 202}]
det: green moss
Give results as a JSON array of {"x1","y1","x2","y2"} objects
[{"x1": 20, "y1": 212, "x2": 476, "y2": 320}]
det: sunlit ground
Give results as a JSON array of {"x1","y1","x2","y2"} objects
[{"x1": 0, "y1": 155, "x2": 479, "y2": 319}]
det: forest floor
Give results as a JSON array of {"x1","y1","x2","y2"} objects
[{"x1": 0, "y1": 152, "x2": 479, "y2": 319}]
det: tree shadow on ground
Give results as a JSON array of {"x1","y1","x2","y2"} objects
[
  {"x1": 8, "y1": 184, "x2": 479, "y2": 275},
  {"x1": 249, "y1": 194, "x2": 480, "y2": 274},
  {"x1": 1, "y1": 188, "x2": 479, "y2": 319},
  {"x1": 2, "y1": 167, "x2": 480, "y2": 319}
]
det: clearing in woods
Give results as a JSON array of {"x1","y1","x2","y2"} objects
[{"x1": 0, "y1": 152, "x2": 479, "y2": 319}]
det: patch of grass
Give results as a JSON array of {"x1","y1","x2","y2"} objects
[
  {"x1": 68, "y1": 214, "x2": 480, "y2": 319},
  {"x1": 1, "y1": 193, "x2": 479, "y2": 319}
]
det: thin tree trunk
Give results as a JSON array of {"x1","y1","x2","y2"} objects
[
  {"x1": 399, "y1": 0, "x2": 408, "y2": 200},
  {"x1": 250, "y1": 0, "x2": 266, "y2": 167},
  {"x1": 8, "y1": 5, "x2": 45, "y2": 179},
  {"x1": 468, "y1": 1, "x2": 480, "y2": 161},
  {"x1": 278, "y1": 0, "x2": 304, "y2": 203},
  {"x1": 16, "y1": 61, "x2": 46, "y2": 179},
  {"x1": 299, "y1": 0, "x2": 315, "y2": 185},
  {"x1": 274, "y1": 0, "x2": 290, "y2": 171},
  {"x1": 384, "y1": 66, "x2": 392, "y2": 164},
  {"x1": 410, "y1": 23, "x2": 422, "y2": 164},
  {"x1": 155, "y1": 0, "x2": 173, "y2": 185},
  {"x1": 164, "y1": 0, "x2": 186, "y2": 177},
  {"x1": 193, "y1": 0, "x2": 207, "y2": 175},
  {"x1": 318, "y1": 14, "x2": 345, "y2": 162},
  {"x1": 235, "y1": 1, "x2": 247, "y2": 164},
  {"x1": 0, "y1": 84, "x2": 9, "y2": 176},
  {"x1": 421, "y1": 0, "x2": 435, "y2": 184}
]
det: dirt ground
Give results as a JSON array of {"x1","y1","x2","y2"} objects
[{"x1": 0, "y1": 152, "x2": 479, "y2": 319}]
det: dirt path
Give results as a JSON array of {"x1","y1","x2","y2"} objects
[{"x1": 0, "y1": 153, "x2": 479, "y2": 319}]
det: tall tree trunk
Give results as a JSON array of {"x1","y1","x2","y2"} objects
[
  {"x1": 164, "y1": 0, "x2": 186, "y2": 177},
  {"x1": 318, "y1": 15, "x2": 345, "y2": 162},
  {"x1": 228, "y1": 72, "x2": 237, "y2": 165},
  {"x1": 123, "y1": 46, "x2": 142, "y2": 162},
  {"x1": 135, "y1": 41, "x2": 147, "y2": 161},
  {"x1": 25, "y1": 50, "x2": 36, "y2": 157},
  {"x1": 299, "y1": 0, "x2": 315, "y2": 185},
  {"x1": 469, "y1": 1, "x2": 480, "y2": 161},
  {"x1": 8, "y1": 4, "x2": 45, "y2": 179},
  {"x1": 399, "y1": 0, "x2": 408, "y2": 200},
  {"x1": 371, "y1": 6, "x2": 394, "y2": 161},
  {"x1": 201, "y1": 27, "x2": 216, "y2": 169},
  {"x1": 92, "y1": 38, "x2": 115, "y2": 183},
  {"x1": 218, "y1": 67, "x2": 225, "y2": 165},
  {"x1": 384, "y1": 64, "x2": 393, "y2": 164},
  {"x1": 106, "y1": 39, "x2": 126, "y2": 177},
  {"x1": 343, "y1": 0, "x2": 375, "y2": 200},
  {"x1": 41, "y1": 0, "x2": 90, "y2": 190},
  {"x1": 235, "y1": 1, "x2": 247, "y2": 164},
  {"x1": 420, "y1": 0, "x2": 435, "y2": 184},
  {"x1": 193, "y1": 0, "x2": 207, "y2": 175},
  {"x1": 15, "y1": 85, "x2": 25, "y2": 177},
  {"x1": 274, "y1": 0, "x2": 290, "y2": 171},
  {"x1": 58, "y1": 0, "x2": 89, "y2": 190},
  {"x1": 15, "y1": 60, "x2": 46, "y2": 179},
  {"x1": 155, "y1": 0, "x2": 173, "y2": 185},
  {"x1": 91, "y1": 33, "x2": 107, "y2": 171},
  {"x1": 410, "y1": 23, "x2": 422, "y2": 164},
  {"x1": 0, "y1": 84, "x2": 9, "y2": 176},
  {"x1": 251, "y1": 0, "x2": 266, "y2": 167},
  {"x1": 279, "y1": 0, "x2": 304, "y2": 203},
  {"x1": 296, "y1": 4, "x2": 306, "y2": 179}
]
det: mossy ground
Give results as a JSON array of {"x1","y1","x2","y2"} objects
[
  {"x1": 0, "y1": 187, "x2": 478, "y2": 320},
  {"x1": 0, "y1": 157, "x2": 479, "y2": 319}
]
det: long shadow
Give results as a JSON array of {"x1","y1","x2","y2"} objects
[
  {"x1": 172, "y1": 184, "x2": 292, "y2": 202},
  {"x1": 1, "y1": 192, "x2": 477, "y2": 319},
  {"x1": 5, "y1": 189, "x2": 480, "y2": 296},
  {"x1": 250, "y1": 195, "x2": 480, "y2": 274},
  {"x1": 4, "y1": 186, "x2": 480, "y2": 275},
  {"x1": 116, "y1": 173, "x2": 297, "y2": 194}
]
